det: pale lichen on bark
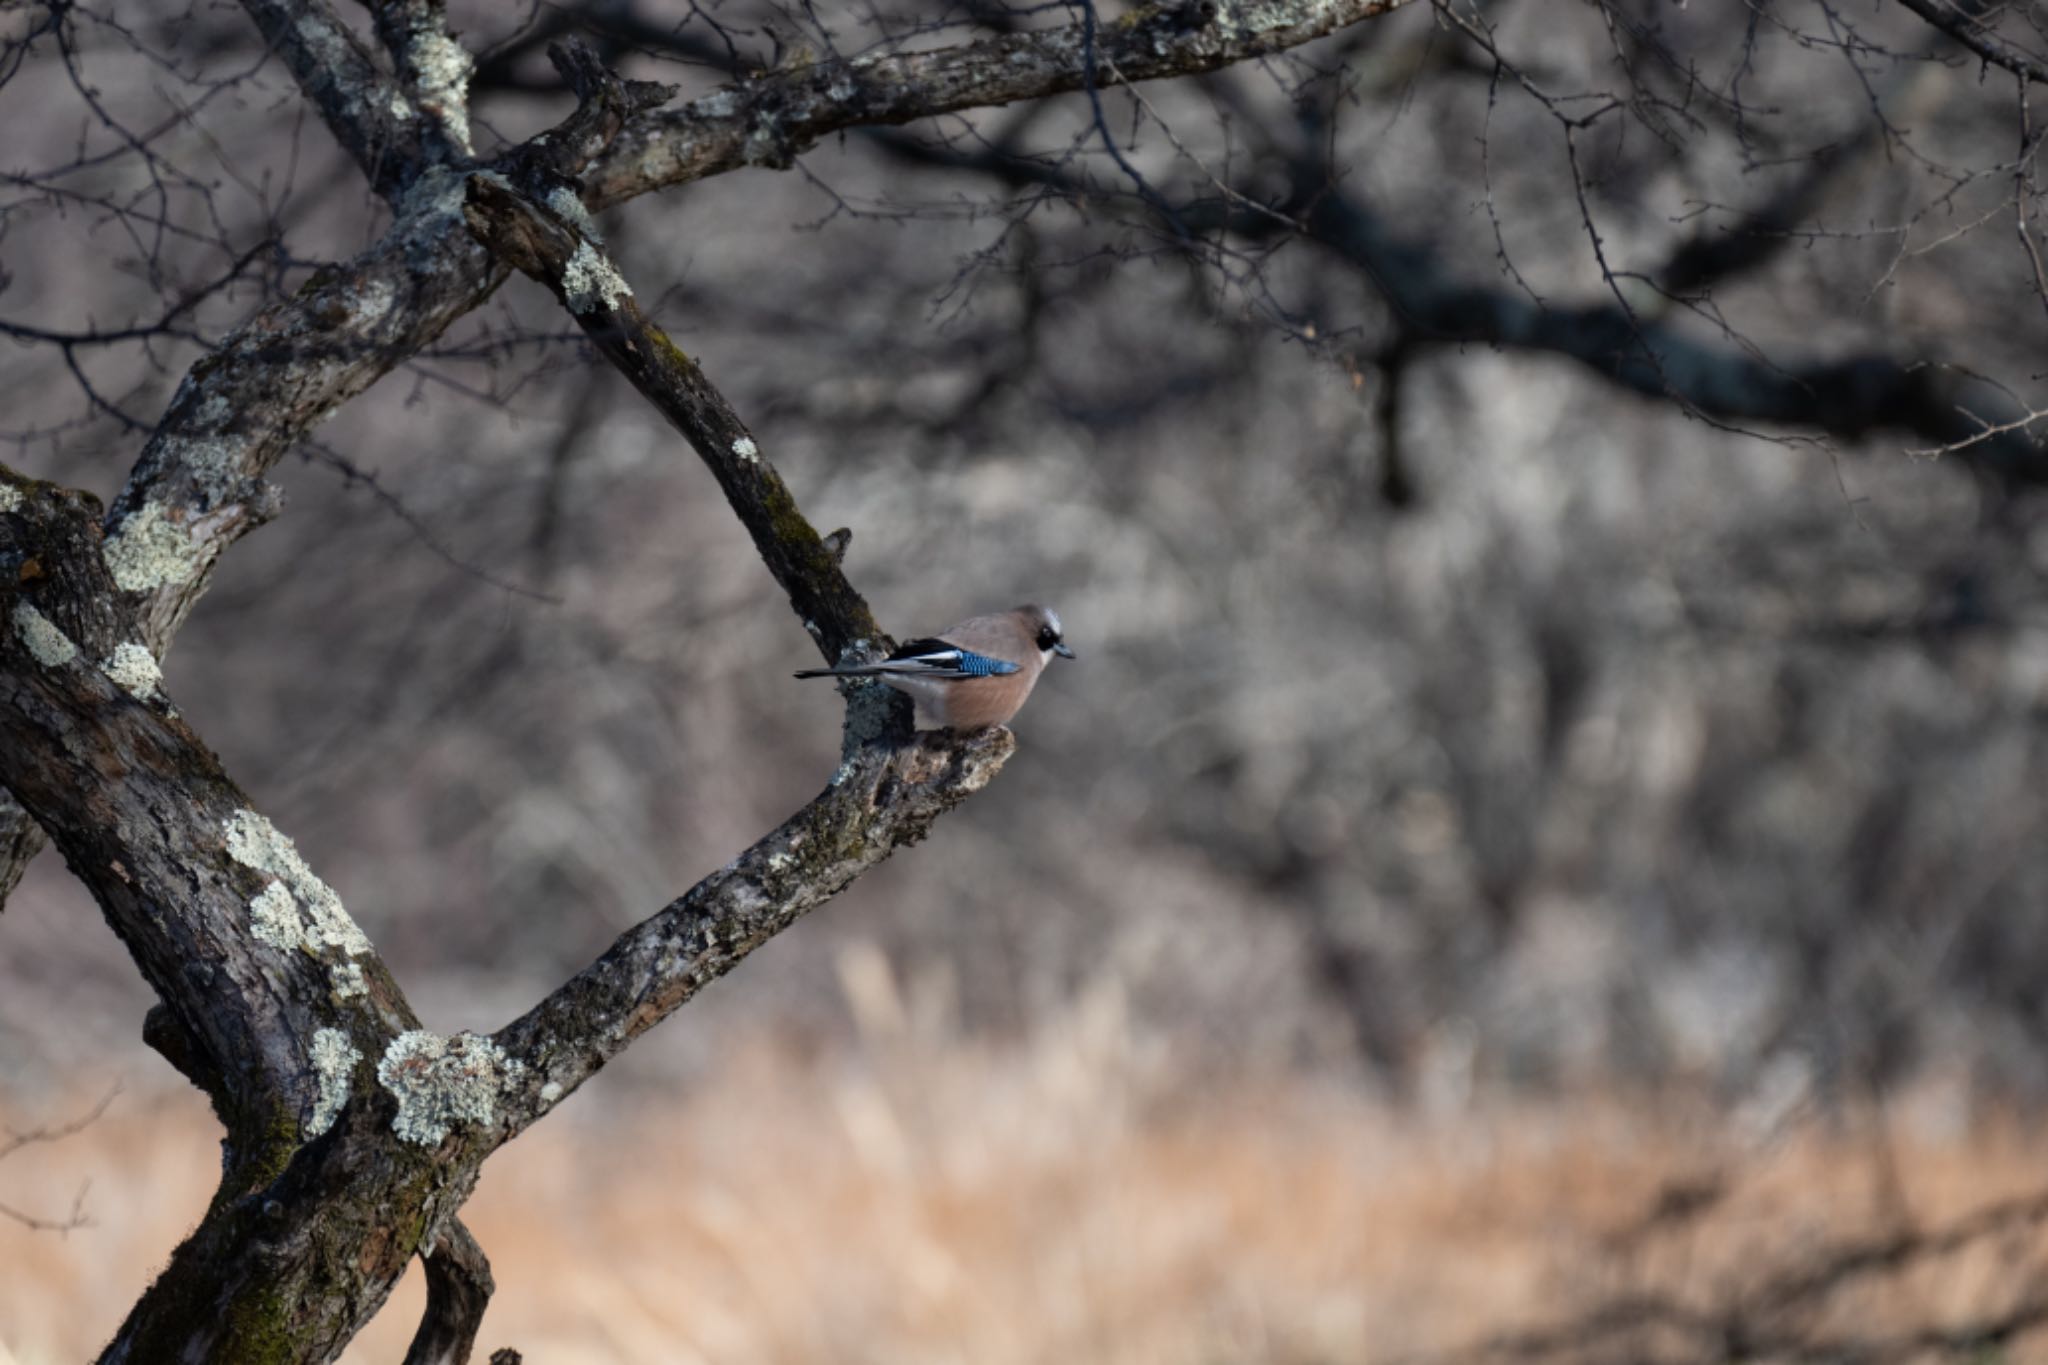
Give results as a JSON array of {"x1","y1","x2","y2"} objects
[
  {"x1": 330, "y1": 960, "x2": 368, "y2": 1000},
  {"x1": 224, "y1": 809, "x2": 372, "y2": 957},
  {"x1": 560, "y1": 241, "x2": 633, "y2": 313},
  {"x1": 9, "y1": 604, "x2": 78, "y2": 667},
  {"x1": 249, "y1": 881, "x2": 307, "y2": 952},
  {"x1": 103, "y1": 502, "x2": 203, "y2": 593},
  {"x1": 309, "y1": 1028, "x2": 363, "y2": 1137},
  {"x1": 405, "y1": 30, "x2": 474, "y2": 153},
  {"x1": 377, "y1": 1030, "x2": 522, "y2": 1144},
  {"x1": 100, "y1": 642, "x2": 162, "y2": 699},
  {"x1": 543, "y1": 185, "x2": 601, "y2": 242}
]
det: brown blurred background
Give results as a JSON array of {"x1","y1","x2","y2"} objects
[{"x1": 5, "y1": 1, "x2": 2048, "y2": 1360}]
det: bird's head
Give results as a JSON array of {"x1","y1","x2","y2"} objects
[{"x1": 1018, "y1": 604, "x2": 1076, "y2": 663}]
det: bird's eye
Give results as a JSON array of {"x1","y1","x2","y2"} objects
[{"x1": 1037, "y1": 628, "x2": 1059, "y2": 649}]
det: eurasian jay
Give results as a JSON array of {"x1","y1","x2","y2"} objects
[{"x1": 795, "y1": 604, "x2": 1074, "y2": 730}]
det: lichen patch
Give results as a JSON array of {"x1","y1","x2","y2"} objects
[
  {"x1": 224, "y1": 809, "x2": 372, "y2": 957},
  {"x1": 101, "y1": 642, "x2": 162, "y2": 699},
  {"x1": 350, "y1": 275, "x2": 398, "y2": 324},
  {"x1": 377, "y1": 1030, "x2": 522, "y2": 1144},
  {"x1": 561, "y1": 241, "x2": 633, "y2": 314},
  {"x1": 10, "y1": 604, "x2": 77, "y2": 667},
  {"x1": 407, "y1": 30, "x2": 474, "y2": 152},
  {"x1": 152, "y1": 435, "x2": 243, "y2": 500},
  {"x1": 103, "y1": 501, "x2": 202, "y2": 593},
  {"x1": 308, "y1": 1028, "x2": 362, "y2": 1137},
  {"x1": 330, "y1": 961, "x2": 368, "y2": 1000},
  {"x1": 0, "y1": 484, "x2": 21, "y2": 513},
  {"x1": 249, "y1": 881, "x2": 307, "y2": 952},
  {"x1": 292, "y1": 15, "x2": 412, "y2": 128},
  {"x1": 545, "y1": 184, "x2": 601, "y2": 242},
  {"x1": 732, "y1": 436, "x2": 760, "y2": 462}
]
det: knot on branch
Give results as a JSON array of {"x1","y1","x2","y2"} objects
[
  {"x1": 500, "y1": 39, "x2": 677, "y2": 182},
  {"x1": 548, "y1": 38, "x2": 677, "y2": 119}
]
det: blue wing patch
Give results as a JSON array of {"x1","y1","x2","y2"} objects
[{"x1": 951, "y1": 649, "x2": 1021, "y2": 677}]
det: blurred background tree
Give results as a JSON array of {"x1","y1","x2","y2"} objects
[{"x1": 5, "y1": 0, "x2": 2048, "y2": 1360}]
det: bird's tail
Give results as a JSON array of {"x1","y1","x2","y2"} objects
[{"x1": 792, "y1": 663, "x2": 919, "y2": 680}]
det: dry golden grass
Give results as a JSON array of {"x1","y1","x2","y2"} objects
[{"x1": 5, "y1": 1005, "x2": 2047, "y2": 1365}]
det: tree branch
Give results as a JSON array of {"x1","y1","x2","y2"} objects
[
  {"x1": 1895, "y1": 0, "x2": 2048, "y2": 86},
  {"x1": 0, "y1": 479, "x2": 410, "y2": 1137},
  {"x1": 584, "y1": 0, "x2": 1415, "y2": 205},
  {"x1": 237, "y1": 0, "x2": 433, "y2": 200},
  {"x1": 490, "y1": 723, "x2": 1011, "y2": 1135},
  {"x1": 403, "y1": 1218, "x2": 496, "y2": 1365},
  {"x1": 0, "y1": 182, "x2": 505, "y2": 914},
  {"x1": 1, "y1": 470, "x2": 472, "y2": 1358},
  {"x1": 365, "y1": 0, "x2": 479, "y2": 163},
  {"x1": 1, "y1": 31, "x2": 1068, "y2": 1349},
  {"x1": 1298, "y1": 179, "x2": 2048, "y2": 486}
]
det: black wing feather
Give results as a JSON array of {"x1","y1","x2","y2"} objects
[{"x1": 889, "y1": 636, "x2": 958, "y2": 661}]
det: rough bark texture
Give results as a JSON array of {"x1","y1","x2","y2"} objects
[
  {"x1": 2, "y1": 473, "x2": 436, "y2": 1360},
  {"x1": 237, "y1": 0, "x2": 427, "y2": 199},
  {"x1": 0, "y1": 3, "x2": 1412, "y2": 1359},
  {"x1": 583, "y1": 0, "x2": 1413, "y2": 205}
]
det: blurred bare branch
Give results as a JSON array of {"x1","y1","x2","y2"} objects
[{"x1": 0, "y1": 1086, "x2": 115, "y2": 1234}]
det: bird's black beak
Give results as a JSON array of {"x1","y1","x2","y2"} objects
[{"x1": 1054, "y1": 642, "x2": 1076, "y2": 659}]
